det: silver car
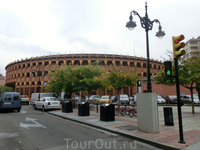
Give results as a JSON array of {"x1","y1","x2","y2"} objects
[
  {"x1": 157, "y1": 95, "x2": 166, "y2": 104},
  {"x1": 34, "y1": 97, "x2": 61, "y2": 111}
]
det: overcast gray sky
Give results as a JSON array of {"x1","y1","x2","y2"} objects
[{"x1": 0, "y1": 0, "x2": 199, "y2": 76}]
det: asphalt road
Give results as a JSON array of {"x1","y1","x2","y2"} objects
[{"x1": 0, "y1": 105, "x2": 162, "y2": 150}]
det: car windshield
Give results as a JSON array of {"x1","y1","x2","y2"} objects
[
  {"x1": 157, "y1": 95, "x2": 163, "y2": 99},
  {"x1": 120, "y1": 95, "x2": 128, "y2": 98},
  {"x1": 193, "y1": 95, "x2": 198, "y2": 99},
  {"x1": 169, "y1": 96, "x2": 176, "y2": 98},
  {"x1": 101, "y1": 96, "x2": 109, "y2": 99},
  {"x1": 46, "y1": 97, "x2": 59, "y2": 101}
]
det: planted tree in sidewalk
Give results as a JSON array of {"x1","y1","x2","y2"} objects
[
  {"x1": 153, "y1": 55, "x2": 200, "y2": 114},
  {"x1": 45, "y1": 64, "x2": 104, "y2": 99},
  {"x1": 102, "y1": 65, "x2": 139, "y2": 103}
]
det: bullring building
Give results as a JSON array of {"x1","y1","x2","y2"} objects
[{"x1": 5, "y1": 53, "x2": 163, "y2": 98}]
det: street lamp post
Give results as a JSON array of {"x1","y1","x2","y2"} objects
[
  {"x1": 31, "y1": 66, "x2": 47, "y2": 99},
  {"x1": 126, "y1": 2, "x2": 165, "y2": 92}
]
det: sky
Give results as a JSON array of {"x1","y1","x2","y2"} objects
[{"x1": 0, "y1": 0, "x2": 199, "y2": 76}]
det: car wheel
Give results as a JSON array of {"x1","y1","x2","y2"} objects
[
  {"x1": 17, "y1": 109, "x2": 21, "y2": 112},
  {"x1": 42, "y1": 106, "x2": 46, "y2": 112},
  {"x1": 27, "y1": 102, "x2": 29, "y2": 105},
  {"x1": 34, "y1": 105, "x2": 37, "y2": 110}
]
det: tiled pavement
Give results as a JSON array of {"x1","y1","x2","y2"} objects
[{"x1": 48, "y1": 105, "x2": 200, "y2": 150}]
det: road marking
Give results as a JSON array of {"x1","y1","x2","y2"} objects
[{"x1": 19, "y1": 117, "x2": 46, "y2": 129}]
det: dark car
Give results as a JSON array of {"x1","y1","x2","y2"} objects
[{"x1": 165, "y1": 95, "x2": 184, "y2": 105}]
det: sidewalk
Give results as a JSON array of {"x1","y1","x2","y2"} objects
[{"x1": 48, "y1": 105, "x2": 200, "y2": 150}]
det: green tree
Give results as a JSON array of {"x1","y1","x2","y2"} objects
[
  {"x1": 153, "y1": 55, "x2": 200, "y2": 114},
  {"x1": 71, "y1": 65, "x2": 104, "y2": 98},
  {"x1": 45, "y1": 64, "x2": 104, "y2": 99},
  {"x1": 102, "y1": 65, "x2": 139, "y2": 103},
  {"x1": 45, "y1": 65, "x2": 75, "y2": 98},
  {"x1": 0, "y1": 85, "x2": 13, "y2": 94}
]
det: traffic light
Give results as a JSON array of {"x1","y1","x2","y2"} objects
[
  {"x1": 164, "y1": 61, "x2": 173, "y2": 77},
  {"x1": 172, "y1": 35, "x2": 186, "y2": 59}
]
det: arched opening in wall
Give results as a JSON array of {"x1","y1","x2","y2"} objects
[
  {"x1": 143, "y1": 72, "x2": 147, "y2": 77},
  {"x1": 150, "y1": 64, "x2": 152, "y2": 68},
  {"x1": 143, "y1": 63, "x2": 146, "y2": 68},
  {"x1": 33, "y1": 63, "x2": 36, "y2": 67},
  {"x1": 150, "y1": 73, "x2": 152, "y2": 76},
  {"x1": 26, "y1": 82, "x2": 29, "y2": 85},
  {"x1": 115, "y1": 61, "x2": 121, "y2": 66},
  {"x1": 17, "y1": 82, "x2": 20, "y2": 86},
  {"x1": 21, "y1": 82, "x2": 24, "y2": 86},
  {"x1": 37, "y1": 87, "x2": 41, "y2": 93},
  {"x1": 25, "y1": 87, "x2": 29, "y2": 95},
  {"x1": 66, "y1": 61, "x2": 71, "y2": 65},
  {"x1": 52, "y1": 61, "x2": 56, "y2": 65},
  {"x1": 90, "y1": 60, "x2": 96, "y2": 65},
  {"x1": 16, "y1": 88, "x2": 19, "y2": 93},
  {"x1": 39, "y1": 62, "x2": 42, "y2": 66},
  {"x1": 19, "y1": 65, "x2": 21, "y2": 68},
  {"x1": 154, "y1": 65, "x2": 156, "y2": 69},
  {"x1": 59, "y1": 61, "x2": 64, "y2": 66},
  {"x1": 98, "y1": 60, "x2": 105, "y2": 65},
  {"x1": 31, "y1": 87, "x2": 34, "y2": 95},
  {"x1": 27, "y1": 63, "x2": 30, "y2": 67},
  {"x1": 130, "y1": 62, "x2": 135, "y2": 67},
  {"x1": 27, "y1": 73, "x2": 30, "y2": 77},
  {"x1": 15, "y1": 66, "x2": 17, "y2": 69},
  {"x1": 22, "y1": 73, "x2": 25, "y2": 77},
  {"x1": 74, "y1": 60, "x2": 80, "y2": 65},
  {"x1": 45, "y1": 62, "x2": 49, "y2": 66},
  {"x1": 138, "y1": 73, "x2": 141, "y2": 77},
  {"x1": 154, "y1": 73, "x2": 156, "y2": 75},
  {"x1": 158, "y1": 65, "x2": 160, "y2": 70},
  {"x1": 21, "y1": 88, "x2": 23, "y2": 95},
  {"x1": 82, "y1": 60, "x2": 88, "y2": 65},
  {"x1": 22, "y1": 64, "x2": 25, "y2": 68},
  {"x1": 123, "y1": 87, "x2": 128, "y2": 95},
  {"x1": 122, "y1": 61, "x2": 128, "y2": 66},
  {"x1": 31, "y1": 82, "x2": 35, "y2": 85},
  {"x1": 107, "y1": 61, "x2": 113, "y2": 66},
  {"x1": 137, "y1": 62, "x2": 141, "y2": 67},
  {"x1": 44, "y1": 71, "x2": 48, "y2": 77}
]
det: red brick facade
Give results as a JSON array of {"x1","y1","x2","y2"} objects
[{"x1": 5, "y1": 53, "x2": 194, "y2": 98}]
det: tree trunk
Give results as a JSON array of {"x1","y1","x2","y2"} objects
[{"x1": 190, "y1": 88, "x2": 195, "y2": 114}]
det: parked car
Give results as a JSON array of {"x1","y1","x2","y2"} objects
[
  {"x1": 181, "y1": 95, "x2": 200, "y2": 104},
  {"x1": 165, "y1": 95, "x2": 184, "y2": 105},
  {"x1": 111, "y1": 96, "x2": 117, "y2": 102},
  {"x1": 72, "y1": 95, "x2": 80, "y2": 100},
  {"x1": 116, "y1": 94, "x2": 130, "y2": 104},
  {"x1": 34, "y1": 97, "x2": 61, "y2": 111},
  {"x1": 31, "y1": 93, "x2": 57, "y2": 105},
  {"x1": 0, "y1": 92, "x2": 21, "y2": 112},
  {"x1": 99, "y1": 95, "x2": 111, "y2": 104},
  {"x1": 88, "y1": 95, "x2": 100, "y2": 102},
  {"x1": 157, "y1": 95, "x2": 166, "y2": 104},
  {"x1": 21, "y1": 95, "x2": 30, "y2": 105}
]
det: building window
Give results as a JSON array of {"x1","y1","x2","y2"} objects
[
  {"x1": 130, "y1": 62, "x2": 135, "y2": 67},
  {"x1": 143, "y1": 63, "x2": 146, "y2": 68},
  {"x1": 154, "y1": 65, "x2": 156, "y2": 69},
  {"x1": 137, "y1": 62, "x2": 141, "y2": 67}
]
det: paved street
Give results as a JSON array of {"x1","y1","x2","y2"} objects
[
  {"x1": 0, "y1": 105, "x2": 162, "y2": 150},
  {"x1": 49, "y1": 104, "x2": 200, "y2": 150}
]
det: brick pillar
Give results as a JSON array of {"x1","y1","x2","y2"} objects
[
  {"x1": 120, "y1": 88, "x2": 123, "y2": 94},
  {"x1": 105, "y1": 89, "x2": 107, "y2": 95}
]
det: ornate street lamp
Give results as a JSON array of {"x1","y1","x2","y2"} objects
[
  {"x1": 31, "y1": 66, "x2": 47, "y2": 99},
  {"x1": 126, "y1": 2, "x2": 165, "y2": 92}
]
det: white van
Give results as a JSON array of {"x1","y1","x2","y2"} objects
[{"x1": 31, "y1": 93, "x2": 57, "y2": 105}]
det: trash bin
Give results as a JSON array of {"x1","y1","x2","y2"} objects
[
  {"x1": 163, "y1": 107, "x2": 174, "y2": 126},
  {"x1": 100, "y1": 104, "x2": 115, "y2": 121},
  {"x1": 78, "y1": 102, "x2": 90, "y2": 116},
  {"x1": 62, "y1": 101, "x2": 73, "y2": 113}
]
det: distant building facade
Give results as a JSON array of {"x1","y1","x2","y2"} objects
[
  {"x1": 5, "y1": 54, "x2": 164, "y2": 98},
  {"x1": 184, "y1": 36, "x2": 200, "y2": 58}
]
